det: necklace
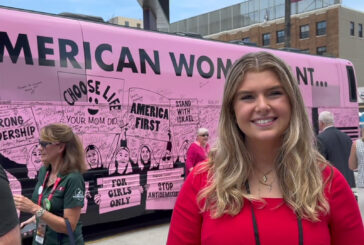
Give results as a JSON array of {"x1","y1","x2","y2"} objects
[
  {"x1": 256, "y1": 168, "x2": 275, "y2": 192},
  {"x1": 258, "y1": 179, "x2": 274, "y2": 192}
]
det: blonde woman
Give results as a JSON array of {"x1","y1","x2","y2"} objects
[
  {"x1": 167, "y1": 52, "x2": 364, "y2": 245},
  {"x1": 14, "y1": 123, "x2": 87, "y2": 245},
  {"x1": 349, "y1": 127, "x2": 364, "y2": 188}
]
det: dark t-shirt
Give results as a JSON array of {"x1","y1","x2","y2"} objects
[
  {"x1": 31, "y1": 166, "x2": 85, "y2": 245},
  {"x1": 0, "y1": 165, "x2": 19, "y2": 236}
]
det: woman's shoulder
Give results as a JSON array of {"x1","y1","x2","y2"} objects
[
  {"x1": 188, "y1": 142, "x2": 199, "y2": 149},
  {"x1": 63, "y1": 171, "x2": 84, "y2": 182},
  {"x1": 38, "y1": 165, "x2": 47, "y2": 176},
  {"x1": 321, "y1": 164, "x2": 352, "y2": 197},
  {"x1": 321, "y1": 164, "x2": 344, "y2": 183},
  {"x1": 187, "y1": 161, "x2": 210, "y2": 187}
]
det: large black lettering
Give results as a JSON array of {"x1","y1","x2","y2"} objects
[
  {"x1": 59, "y1": 38, "x2": 81, "y2": 69},
  {"x1": 117, "y1": 47, "x2": 138, "y2": 73},
  {"x1": 197, "y1": 55, "x2": 214, "y2": 79},
  {"x1": 37, "y1": 36, "x2": 55, "y2": 67},
  {"x1": 217, "y1": 58, "x2": 232, "y2": 79},
  {"x1": 139, "y1": 49, "x2": 160, "y2": 74},
  {"x1": 307, "y1": 68, "x2": 314, "y2": 85},
  {"x1": 95, "y1": 44, "x2": 113, "y2": 71},
  {"x1": 0, "y1": 32, "x2": 33, "y2": 64},
  {"x1": 83, "y1": 42, "x2": 92, "y2": 70},
  {"x1": 296, "y1": 67, "x2": 308, "y2": 85},
  {"x1": 136, "y1": 103, "x2": 145, "y2": 115},
  {"x1": 169, "y1": 53, "x2": 194, "y2": 77}
]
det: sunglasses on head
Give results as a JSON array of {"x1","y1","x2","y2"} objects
[
  {"x1": 200, "y1": 134, "x2": 209, "y2": 137},
  {"x1": 38, "y1": 140, "x2": 57, "y2": 148}
]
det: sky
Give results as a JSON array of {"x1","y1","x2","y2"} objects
[{"x1": 0, "y1": 0, "x2": 363, "y2": 23}]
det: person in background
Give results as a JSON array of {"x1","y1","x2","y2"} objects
[
  {"x1": 349, "y1": 127, "x2": 364, "y2": 188},
  {"x1": 13, "y1": 123, "x2": 87, "y2": 245},
  {"x1": 167, "y1": 52, "x2": 364, "y2": 245},
  {"x1": 185, "y1": 128, "x2": 210, "y2": 176},
  {"x1": 317, "y1": 111, "x2": 356, "y2": 188},
  {"x1": 0, "y1": 164, "x2": 21, "y2": 245}
]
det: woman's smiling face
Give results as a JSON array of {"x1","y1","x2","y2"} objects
[{"x1": 233, "y1": 70, "x2": 291, "y2": 145}]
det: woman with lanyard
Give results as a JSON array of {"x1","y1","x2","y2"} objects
[
  {"x1": 167, "y1": 52, "x2": 364, "y2": 245},
  {"x1": 14, "y1": 123, "x2": 87, "y2": 245}
]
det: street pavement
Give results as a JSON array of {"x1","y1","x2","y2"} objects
[
  {"x1": 86, "y1": 222, "x2": 169, "y2": 245},
  {"x1": 87, "y1": 188, "x2": 364, "y2": 245}
]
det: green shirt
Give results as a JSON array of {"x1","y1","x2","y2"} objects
[{"x1": 32, "y1": 166, "x2": 85, "y2": 245}]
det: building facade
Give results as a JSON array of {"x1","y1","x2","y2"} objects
[
  {"x1": 109, "y1": 16, "x2": 143, "y2": 29},
  {"x1": 168, "y1": 0, "x2": 364, "y2": 109}
]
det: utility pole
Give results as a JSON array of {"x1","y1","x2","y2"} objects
[{"x1": 284, "y1": 0, "x2": 291, "y2": 48}]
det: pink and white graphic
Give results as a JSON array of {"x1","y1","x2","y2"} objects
[
  {"x1": 57, "y1": 72, "x2": 125, "y2": 133},
  {"x1": 170, "y1": 99, "x2": 199, "y2": 126},
  {"x1": 127, "y1": 88, "x2": 170, "y2": 139},
  {"x1": 97, "y1": 174, "x2": 141, "y2": 214},
  {"x1": 0, "y1": 107, "x2": 38, "y2": 149},
  {"x1": 146, "y1": 168, "x2": 184, "y2": 210},
  {"x1": 27, "y1": 144, "x2": 42, "y2": 179}
]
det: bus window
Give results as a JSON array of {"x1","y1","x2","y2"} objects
[{"x1": 347, "y1": 66, "x2": 357, "y2": 102}]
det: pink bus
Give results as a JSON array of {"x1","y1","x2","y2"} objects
[{"x1": 0, "y1": 6, "x2": 359, "y2": 230}]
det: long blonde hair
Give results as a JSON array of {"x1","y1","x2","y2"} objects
[
  {"x1": 197, "y1": 52, "x2": 330, "y2": 221},
  {"x1": 40, "y1": 123, "x2": 87, "y2": 175}
]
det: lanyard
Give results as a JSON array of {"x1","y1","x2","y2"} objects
[
  {"x1": 37, "y1": 170, "x2": 62, "y2": 206},
  {"x1": 245, "y1": 182, "x2": 303, "y2": 245}
]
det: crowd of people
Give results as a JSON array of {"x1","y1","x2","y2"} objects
[{"x1": 1, "y1": 52, "x2": 364, "y2": 244}]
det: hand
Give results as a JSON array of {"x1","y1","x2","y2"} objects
[
  {"x1": 85, "y1": 190, "x2": 92, "y2": 199},
  {"x1": 94, "y1": 194, "x2": 101, "y2": 205},
  {"x1": 20, "y1": 216, "x2": 35, "y2": 229},
  {"x1": 13, "y1": 194, "x2": 39, "y2": 214}
]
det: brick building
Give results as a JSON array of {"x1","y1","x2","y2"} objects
[{"x1": 168, "y1": 1, "x2": 364, "y2": 108}]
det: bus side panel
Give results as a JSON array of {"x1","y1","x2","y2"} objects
[
  {"x1": 0, "y1": 8, "x2": 86, "y2": 223},
  {"x1": 0, "y1": 6, "x2": 360, "y2": 228}
]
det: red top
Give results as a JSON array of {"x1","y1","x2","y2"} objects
[
  {"x1": 185, "y1": 142, "x2": 210, "y2": 176},
  {"x1": 167, "y1": 165, "x2": 364, "y2": 245}
]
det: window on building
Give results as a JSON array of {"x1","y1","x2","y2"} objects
[
  {"x1": 242, "y1": 37, "x2": 251, "y2": 42},
  {"x1": 316, "y1": 21, "x2": 326, "y2": 36},
  {"x1": 300, "y1": 24, "x2": 310, "y2": 39},
  {"x1": 301, "y1": 49, "x2": 310, "y2": 54},
  {"x1": 137, "y1": 23, "x2": 141, "y2": 28},
  {"x1": 262, "y1": 33, "x2": 270, "y2": 46},
  {"x1": 276, "y1": 30, "x2": 285, "y2": 43},
  {"x1": 359, "y1": 23, "x2": 363, "y2": 37},
  {"x1": 350, "y1": 21, "x2": 355, "y2": 36},
  {"x1": 125, "y1": 21, "x2": 130, "y2": 27},
  {"x1": 316, "y1": 46, "x2": 327, "y2": 55}
]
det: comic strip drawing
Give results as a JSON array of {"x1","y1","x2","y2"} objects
[
  {"x1": 109, "y1": 128, "x2": 137, "y2": 176},
  {"x1": 27, "y1": 144, "x2": 42, "y2": 179},
  {"x1": 137, "y1": 144, "x2": 158, "y2": 173},
  {"x1": 0, "y1": 74, "x2": 207, "y2": 219},
  {"x1": 159, "y1": 130, "x2": 174, "y2": 170},
  {"x1": 83, "y1": 143, "x2": 108, "y2": 214},
  {"x1": 85, "y1": 144, "x2": 103, "y2": 169}
]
